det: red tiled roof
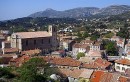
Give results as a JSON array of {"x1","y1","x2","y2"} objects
[
  {"x1": 94, "y1": 58, "x2": 111, "y2": 69},
  {"x1": 90, "y1": 70, "x2": 104, "y2": 82},
  {"x1": 82, "y1": 62, "x2": 99, "y2": 69},
  {"x1": 21, "y1": 49, "x2": 41, "y2": 56},
  {"x1": 3, "y1": 48, "x2": 19, "y2": 53},
  {"x1": 43, "y1": 56, "x2": 81, "y2": 67},
  {"x1": 115, "y1": 59, "x2": 130, "y2": 66},
  {"x1": 119, "y1": 76, "x2": 128, "y2": 82},
  {"x1": 10, "y1": 55, "x2": 30, "y2": 67},
  {"x1": 100, "y1": 72, "x2": 113, "y2": 82},
  {"x1": 0, "y1": 57, "x2": 13, "y2": 64},
  {"x1": 59, "y1": 68, "x2": 93, "y2": 79},
  {"x1": 73, "y1": 43, "x2": 89, "y2": 48},
  {"x1": 59, "y1": 68, "x2": 83, "y2": 78}
]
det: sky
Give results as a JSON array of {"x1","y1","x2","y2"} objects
[{"x1": 0, "y1": 0, "x2": 130, "y2": 20}]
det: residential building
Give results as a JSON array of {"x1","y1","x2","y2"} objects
[
  {"x1": 115, "y1": 59, "x2": 130, "y2": 72},
  {"x1": 117, "y1": 39, "x2": 125, "y2": 48},
  {"x1": 10, "y1": 55, "x2": 30, "y2": 67},
  {"x1": 90, "y1": 70, "x2": 128, "y2": 82},
  {"x1": 111, "y1": 36, "x2": 121, "y2": 42},
  {"x1": 59, "y1": 68, "x2": 93, "y2": 82},
  {"x1": 90, "y1": 41, "x2": 102, "y2": 51},
  {"x1": 86, "y1": 50, "x2": 102, "y2": 60},
  {"x1": 61, "y1": 39, "x2": 75, "y2": 51},
  {"x1": 0, "y1": 57, "x2": 13, "y2": 67},
  {"x1": 72, "y1": 43, "x2": 90, "y2": 57}
]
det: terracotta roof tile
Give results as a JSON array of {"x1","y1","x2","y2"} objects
[
  {"x1": 10, "y1": 55, "x2": 30, "y2": 67},
  {"x1": 21, "y1": 49, "x2": 41, "y2": 56},
  {"x1": 3, "y1": 48, "x2": 19, "y2": 53},
  {"x1": 90, "y1": 70, "x2": 104, "y2": 82},
  {"x1": 82, "y1": 62, "x2": 99, "y2": 69},
  {"x1": 115, "y1": 59, "x2": 130, "y2": 66},
  {"x1": 43, "y1": 56, "x2": 81, "y2": 67},
  {"x1": 94, "y1": 58, "x2": 111, "y2": 69},
  {"x1": 119, "y1": 76, "x2": 128, "y2": 82},
  {"x1": 59, "y1": 68, "x2": 83, "y2": 79}
]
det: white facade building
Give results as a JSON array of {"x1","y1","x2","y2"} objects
[{"x1": 72, "y1": 43, "x2": 89, "y2": 57}]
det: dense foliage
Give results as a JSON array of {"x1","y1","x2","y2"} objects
[{"x1": 77, "y1": 53, "x2": 85, "y2": 59}]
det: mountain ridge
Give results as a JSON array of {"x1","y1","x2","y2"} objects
[{"x1": 28, "y1": 5, "x2": 130, "y2": 18}]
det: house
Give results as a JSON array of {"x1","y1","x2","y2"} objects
[
  {"x1": 90, "y1": 70, "x2": 128, "y2": 82},
  {"x1": 80, "y1": 40, "x2": 94, "y2": 45},
  {"x1": 72, "y1": 43, "x2": 90, "y2": 57},
  {"x1": 111, "y1": 36, "x2": 121, "y2": 42},
  {"x1": 10, "y1": 55, "x2": 30, "y2": 67},
  {"x1": 115, "y1": 59, "x2": 130, "y2": 72},
  {"x1": 117, "y1": 39, "x2": 125, "y2": 48},
  {"x1": 21, "y1": 49, "x2": 41, "y2": 56},
  {"x1": 0, "y1": 57, "x2": 13, "y2": 67},
  {"x1": 123, "y1": 52, "x2": 130, "y2": 60},
  {"x1": 42, "y1": 56, "x2": 111, "y2": 70},
  {"x1": 43, "y1": 56, "x2": 81, "y2": 69},
  {"x1": 59, "y1": 68, "x2": 93, "y2": 82},
  {"x1": 61, "y1": 39, "x2": 75, "y2": 51},
  {"x1": 86, "y1": 50, "x2": 102, "y2": 60},
  {"x1": 94, "y1": 58, "x2": 112, "y2": 70},
  {"x1": 125, "y1": 44, "x2": 130, "y2": 54},
  {"x1": 11, "y1": 25, "x2": 58, "y2": 54},
  {"x1": 90, "y1": 70, "x2": 104, "y2": 82},
  {"x1": 90, "y1": 41, "x2": 102, "y2": 51}
]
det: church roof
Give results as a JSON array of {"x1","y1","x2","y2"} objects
[{"x1": 13, "y1": 31, "x2": 52, "y2": 39}]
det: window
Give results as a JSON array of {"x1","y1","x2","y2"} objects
[
  {"x1": 116, "y1": 66, "x2": 120, "y2": 70},
  {"x1": 34, "y1": 40, "x2": 36, "y2": 45},
  {"x1": 122, "y1": 67, "x2": 125, "y2": 71},
  {"x1": 42, "y1": 39, "x2": 44, "y2": 44},
  {"x1": 26, "y1": 40, "x2": 28, "y2": 46},
  {"x1": 49, "y1": 38, "x2": 51, "y2": 43},
  {"x1": 53, "y1": 28, "x2": 56, "y2": 32}
]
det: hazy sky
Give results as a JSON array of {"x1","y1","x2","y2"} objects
[{"x1": 0, "y1": 0, "x2": 130, "y2": 20}]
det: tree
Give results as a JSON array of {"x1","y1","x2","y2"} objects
[
  {"x1": 77, "y1": 53, "x2": 85, "y2": 59},
  {"x1": 17, "y1": 57, "x2": 59, "y2": 82},
  {"x1": 0, "y1": 67, "x2": 15, "y2": 79},
  {"x1": 105, "y1": 41, "x2": 118, "y2": 56},
  {"x1": 18, "y1": 58, "x2": 47, "y2": 82},
  {"x1": 104, "y1": 32, "x2": 114, "y2": 38},
  {"x1": 90, "y1": 35, "x2": 98, "y2": 41},
  {"x1": 82, "y1": 32, "x2": 89, "y2": 39}
]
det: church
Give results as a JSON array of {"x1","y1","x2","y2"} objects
[{"x1": 11, "y1": 25, "x2": 58, "y2": 54}]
